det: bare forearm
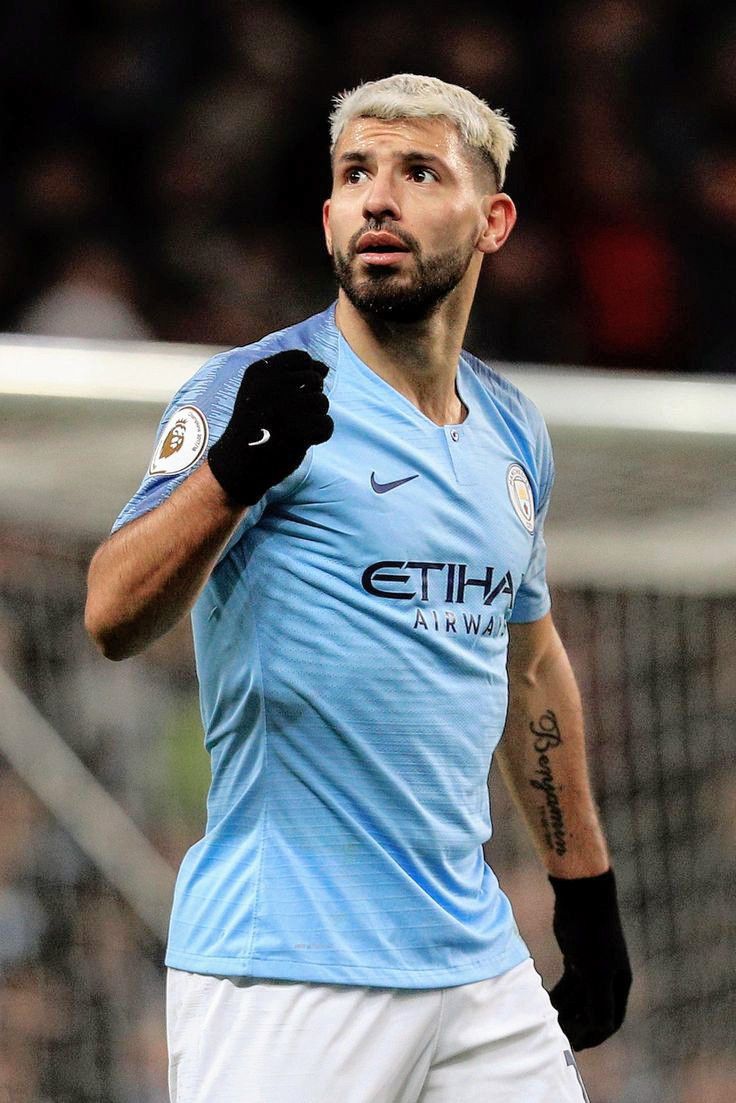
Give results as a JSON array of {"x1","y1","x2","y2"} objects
[
  {"x1": 497, "y1": 617, "x2": 609, "y2": 878},
  {"x1": 85, "y1": 463, "x2": 246, "y2": 660}
]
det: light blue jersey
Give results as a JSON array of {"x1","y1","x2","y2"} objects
[{"x1": 114, "y1": 304, "x2": 555, "y2": 988}]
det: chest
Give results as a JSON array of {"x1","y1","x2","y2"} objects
[{"x1": 279, "y1": 398, "x2": 538, "y2": 612}]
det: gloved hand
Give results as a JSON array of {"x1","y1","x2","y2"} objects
[
  {"x1": 549, "y1": 868, "x2": 632, "y2": 1050},
  {"x1": 208, "y1": 350, "x2": 334, "y2": 506}
]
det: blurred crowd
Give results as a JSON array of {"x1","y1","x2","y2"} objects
[
  {"x1": 0, "y1": 775, "x2": 168, "y2": 1103},
  {"x1": 1, "y1": 0, "x2": 735, "y2": 372},
  {"x1": 0, "y1": 528, "x2": 213, "y2": 1102}
]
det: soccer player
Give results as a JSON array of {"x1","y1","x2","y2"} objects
[{"x1": 85, "y1": 74, "x2": 631, "y2": 1102}]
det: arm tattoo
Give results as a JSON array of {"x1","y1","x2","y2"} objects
[{"x1": 528, "y1": 709, "x2": 567, "y2": 856}]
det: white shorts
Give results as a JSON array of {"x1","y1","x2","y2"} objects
[{"x1": 167, "y1": 958, "x2": 589, "y2": 1103}]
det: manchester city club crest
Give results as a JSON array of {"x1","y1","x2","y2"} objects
[
  {"x1": 149, "y1": 405, "x2": 209, "y2": 476},
  {"x1": 506, "y1": 463, "x2": 535, "y2": 534}
]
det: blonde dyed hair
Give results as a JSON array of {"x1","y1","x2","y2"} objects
[{"x1": 329, "y1": 73, "x2": 516, "y2": 189}]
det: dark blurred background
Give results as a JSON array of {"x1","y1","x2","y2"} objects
[
  {"x1": 2, "y1": 4, "x2": 736, "y2": 1102},
  {"x1": 2, "y1": 0, "x2": 735, "y2": 372}
]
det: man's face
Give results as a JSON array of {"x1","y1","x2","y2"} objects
[{"x1": 323, "y1": 116, "x2": 495, "y2": 323}]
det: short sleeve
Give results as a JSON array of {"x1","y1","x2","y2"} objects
[
  {"x1": 111, "y1": 348, "x2": 308, "y2": 541},
  {"x1": 508, "y1": 417, "x2": 555, "y2": 624}
]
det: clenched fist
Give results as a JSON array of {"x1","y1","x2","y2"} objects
[{"x1": 208, "y1": 350, "x2": 334, "y2": 506}]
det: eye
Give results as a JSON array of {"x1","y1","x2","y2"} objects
[
  {"x1": 408, "y1": 166, "x2": 438, "y2": 183},
  {"x1": 344, "y1": 167, "x2": 368, "y2": 184}
]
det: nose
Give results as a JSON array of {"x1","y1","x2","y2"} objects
[{"x1": 363, "y1": 169, "x2": 401, "y2": 222}]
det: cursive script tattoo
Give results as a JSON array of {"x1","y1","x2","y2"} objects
[{"x1": 528, "y1": 709, "x2": 567, "y2": 856}]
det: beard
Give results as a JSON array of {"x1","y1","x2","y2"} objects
[{"x1": 332, "y1": 224, "x2": 475, "y2": 324}]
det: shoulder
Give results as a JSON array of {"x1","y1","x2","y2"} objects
[
  {"x1": 177, "y1": 303, "x2": 340, "y2": 415},
  {"x1": 461, "y1": 349, "x2": 548, "y2": 443},
  {"x1": 462, "y1": 349, "x2": 554, "y2": 506}
]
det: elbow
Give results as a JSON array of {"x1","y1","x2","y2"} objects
[
  {"x1": 93, "y1": 637, "x2": 132, "y2": 663},
  {"x1": 84, "y1": 598, "x2": 133, "y2": 662},
  {"x1": 85, "y1": 548, "x2": 138, "y2": 661}
]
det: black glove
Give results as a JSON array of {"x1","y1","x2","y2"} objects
[
  {"x1": 549, "y1": 868, "x2": 632, "y2": 1050},
  {"x1": 208, "y1": 350, "x2": 334, "y2": 506}
]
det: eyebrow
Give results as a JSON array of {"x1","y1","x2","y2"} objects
[{"x1": 337, "y1": 149, "x2": 447, "y2": 167}]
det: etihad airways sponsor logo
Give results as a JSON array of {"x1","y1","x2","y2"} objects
[
  {"x1": 411, "y1": 607, "x2": 507, "y2": 637},
  {"x1": 360, "y1": 560, "x2": 513, "y2": 638},
  {"x1": 361, "y1": 561, "x2": 515, "y2": 606}
]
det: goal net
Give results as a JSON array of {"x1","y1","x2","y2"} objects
[{"x1": 1, "y1": 334, "x2": 734, "y2": 1102}]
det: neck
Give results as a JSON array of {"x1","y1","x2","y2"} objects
[{"x1": 335, "y1": 287, "x2": 473, "y2": 426}]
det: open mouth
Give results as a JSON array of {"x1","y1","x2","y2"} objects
[{"x1": 356, "y1": 232, "x2": 411, "y2": 258}]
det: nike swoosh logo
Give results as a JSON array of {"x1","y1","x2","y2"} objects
[
  {"x1": 370, "y1": 472, "x2": 420, "y2": 494},
  {"x1": 247, "y1": 428, "x2": 271, "y2": 447}
]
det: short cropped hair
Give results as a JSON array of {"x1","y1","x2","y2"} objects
[{"x1": 329, "y1": 73, "x2": 516, "y2": 189}]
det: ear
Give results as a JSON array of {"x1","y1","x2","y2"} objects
[
  {"x1": 477, "y1": 193, "x2": 517, "y2": 255},
  {"x1": 322, "y1": 199, "x2": 333, "y2": 256}
]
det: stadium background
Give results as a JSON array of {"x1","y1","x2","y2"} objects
[{"x1": 1, "y1": 1, "x2": 735, "y2": 1100}]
